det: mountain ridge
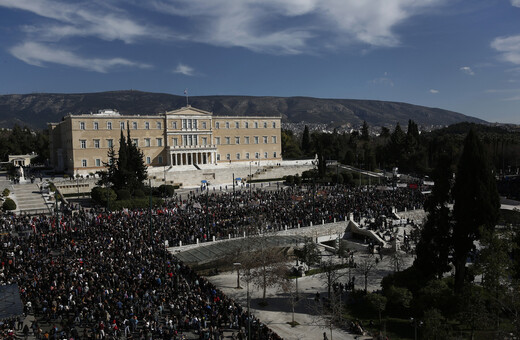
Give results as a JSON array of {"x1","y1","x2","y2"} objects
[{"x1": 0, "y1": 90, "x2": 486, "y2": 129}]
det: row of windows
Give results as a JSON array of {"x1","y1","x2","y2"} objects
[
  {"x1": 79, "y1": 138, "x2": 162, "y2": 149},
  {"x1": 215, "y1": 121, "x2": 276, "y2": 129},
  {"x1": 79, "y1": 121, "x2": 162, "y2": 130},
  {"x1": 81, "y1": 156, "x2": 165, "y2": 167},
  {"x1": 78, "y1": 119, "x2": 277, "y2": 131},
  {"x1": 214, "y1": 136, "x2": 276, "y2": 145},
  {"x1": 216, "y1": 152, "x2": 277, "y2": 161}
]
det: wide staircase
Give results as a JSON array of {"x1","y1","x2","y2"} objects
[{"x1": 11, "y1": 181, "x2": 51, "y2": 214}]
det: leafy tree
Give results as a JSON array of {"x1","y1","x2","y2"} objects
[
  {"x1": 294, "y1": 238, "x2": 320, "y2": 267},
  {"x1": 361, "y1": 121, "x2": 370, "y2": 141},
  {"x1": 301, "y1": 125, "x2": 312, "y2": 156},
  {"x1": 281, "y1": 129, "x2": 302, "y2": 159},
  {"x1": 414, "y1": 154, "x2": 453, "y2": 279},
  {"x1": 421, "y1": 308, "x2": 450, "y2": 340},
  {"x1": 366, "y1": 292, "x2": 387, "y2": 328},
  {"x1": 452, "y1": 129, "x2": 500, "y2": 293},
  {"x1": 98, "y1": 125, "x2": 147, "y2": 194}
]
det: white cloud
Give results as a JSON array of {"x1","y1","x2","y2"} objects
[
  {"x1": 460, "y1": 66, "x2": 475, "y2": 75},
  {"x1": 173, "y1": 63, "x2": 195, "y2": 76},
  {"x1": 9, "y1": 41, "x2": 152, "y2": 72},
  {"x1": 146, "y1": 0, "x2": 446, "y2": 54},
  {"x1": 511, "y1": 0, "x2": 520, "y2": 7},
  {"x1": 429, "y1": 89, "x2": 439, "y2": 94},
  {"x1": 491, "y1": 35, "x2": 520, "y2": 65},
  {"x1": 0, "y1": 0, "x2": 168, "y2": 43},
  {"x1": 370, "y1": 77, "x2": 394, "y2": 87},
  {"x1": 1, "y1": 0, "x2": 448, "y2": 63}
]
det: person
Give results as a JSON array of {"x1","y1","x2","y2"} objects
[{"x1": 323, "y1": 331, "x2": 328, "y2": 340}]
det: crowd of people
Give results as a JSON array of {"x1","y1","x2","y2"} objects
[{"x1": 0, "y1": 183, "x2": 425, "y2": 339}]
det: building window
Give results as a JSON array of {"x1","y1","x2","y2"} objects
[
  {"x1": 93, "y1": 122, "x2": 99, "y2": 130},
  {"x1": 202, "y1": 121, "x2": 207, "y2": 129},
  {"x1": 225, "y1": 122, "x2": 230, "y2": 129},
  {"x1": 226, "y1": 153, "x2": 231, "y2": 160},
  {"x1": 107, "y1": 122, "x2": 112, "y2": 130},
  {"x1": 132, "y1": 138, "x2": 138, "y2": 146},
  {"x1": 157, "y1": 122, "x2": 162, "y2": 129},
  {"x1": 145, "y1": 138, "x2": 151, "y2": 147},
  {"x1": 215, "y1": 122, "x2": 220, "y2": 129},
  {"x1": 79, "y1": 122, "x2": 85, "y2": 130},
  {"x1": 156, "y1": 138, "x2": 163, "y2": 147},
  {"x1": 255, "y1": 152, "x2": 260, "y2": 159},
  {"x1": 132, "y1": 121, "x2": 138, "y2": 129},
  {"x1": 202, "y1": 137, "x2": 207, "y2": 145},
  {"x1": 245, "y1": 136, "x2": 250, "y2": 144},
  {"x1": 187, "y1": 119, "x2": 192, "y2": 129},
  {"x1": 183, "y1": 135, "x2": 187, "y2": 146},
  {"x1": 254, "y1": 122, "x2": 259, "y2": 129},
  {"x1": 263, "y1": 136, "x2": 268, "y2": 144},
  {"x1": 172, "y1": 121, "x2": 177, "y2": 129},
  {"x1": 245, "y1": 122, "x2": 249, "y2": 128},
  {"x1": 158, "y1": 156, "x2": 163, "y2": 164},
  {"x1": 264, "y1": 152, "x2": 268, "y2": 158},
  {"x1": 82, "y1": 159, "x2": 87, "y2": 167},
  {"x1": 225, "y1": 137, "x2": 230, "y2": 145},
  {"x1": 193, "y1": 120, "x2": 197, "y2": 129},
  {"x1": 235, "y1": 137, "x2": 240, "y2": 144},
  {"x1": 273, "y1": 151, "x2": 277, "y2": 158},
  {"x1": 95, "y1": 159, "x2": 101, "y2": 167},
  {"x1": 94, "y1": 139, "x2": 100, "y2": 148},
  {"x1": 145, "y1": 122, "x2": 150, "y2": 130},
  {"x1": 182, "y1": 120, "x2": 187, "y2": 129},
  {"x1": 236, "y1": 153, "x2": 241, "y2": 160},
  {"x1": 80, "y1": 140, "x2": 86, "y2": 149},
  {"x1": 272, "y1": 136, "x2": 277, "y2": 144},
  {"x1": 235, "y1": 122, "x2": 239, "y2": 128},
  {"x1": 217, "y1": 154, "x2": 221, "y2": 161},
  {"x1": 215, "y1": 137, "x2": 220, "y2": 145},
  {"x1": 263, "y1": 122, "x2": 267, "y2": 128},
  {"x1": 173, "y1": 138, "x2": 178, "y2": 146},
  {"x1": 107, "y1": 139, "x2": 113, "y2": 148},
  {"x1": 246, "y1": 152, "x2": 250, "y2": 160},
  {"x1": 254, "y1": 136, "x2": 259, "y2": 144},
  {"x1": 120, "y1": 122, "x2": 125, "y2": 130},
  {"x1": 272, "y1": 121, "x2": 276, "y2": 128},
  {"x1": 146, "y1": 156, "x2": 151, "y2": 164}
]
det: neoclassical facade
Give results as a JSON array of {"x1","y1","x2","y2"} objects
[{"x1": 48, "y1": 106, "x2": 282, "y2": 175}]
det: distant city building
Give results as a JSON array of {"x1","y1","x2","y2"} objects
[{"x1": 48, "y1": 106, "x2": 282, "y2": 175}]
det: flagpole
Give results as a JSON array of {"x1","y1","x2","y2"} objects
[{"x1": 185, "y1": 89, "x2": 189, "y2": 107}]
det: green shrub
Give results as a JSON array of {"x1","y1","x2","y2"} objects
[
  {"x1": 134, "y1": 189, "x2": 145, "y2": 198},
  {"x1": 159, "y1": 184, "x2": 175, "y2": 197},
  {"x1": 2, "y1": 198, "x2": 16, "y2": 211},
  {"x1": 91, "y1": 186, "x2": 117, "y2": 204},
  {"x1": 117, "y1": 189, "x2": 131, "y2": 201},
  {"x1": 2, "y1": 188, "x2": 10, "y2": 197}
]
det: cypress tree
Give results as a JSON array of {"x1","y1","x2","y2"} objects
[
  {"x1": 452, "y1": 128, "x2": 500, "y2": 293},
  {"x1": 302, "y1": 125, "x2": 311, "y2": 156}
]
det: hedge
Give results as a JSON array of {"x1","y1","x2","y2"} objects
[{"x1": 2, "y1": 198, "x2": 16, "y2": 211}]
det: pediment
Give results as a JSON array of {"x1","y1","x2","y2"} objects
[{"x1": 165, "y1": 106, "x2": 212, "y2": 116}]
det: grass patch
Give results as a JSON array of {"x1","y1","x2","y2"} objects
[{"x1": 287, "y1": 321, "x2": 300, "y2": 327}]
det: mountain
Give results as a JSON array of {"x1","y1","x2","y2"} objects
[{"x1": 0, "y1": 90, "x2": 485, "y2": 130}]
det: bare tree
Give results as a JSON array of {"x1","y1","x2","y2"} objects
[
  {"x1": 390, "y1": 250, "x2": 405, "y2": 273},
  {"x1": 320, "y1": 257, "x2": 347, "y2": 298},
  {"x1": 241, "y1": 235, "x2": 291, "y2": 303},
  {"x1": 357, "y1": 254, "x2": 377, "y2": 293}
]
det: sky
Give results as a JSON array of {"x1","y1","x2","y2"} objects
[{"x1": 1, "y1": 0, "x2": 520, "y2": 124}]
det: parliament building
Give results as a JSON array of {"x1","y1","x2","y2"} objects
[{"x1": 48, "y1": 106, "x2": 282, "y2": 175}]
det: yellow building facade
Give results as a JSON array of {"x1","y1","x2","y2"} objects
[{"x1": 48, "y1": 106, "x2": 282, "y2": 175}]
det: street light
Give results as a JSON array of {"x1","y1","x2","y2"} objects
[{"x1": 234, "y1": 262, "x2": 242, "y2": 289}]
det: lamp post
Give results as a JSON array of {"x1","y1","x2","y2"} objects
[{"x1": 234, "y1": 263, "x2": 241, "y2": 289}]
